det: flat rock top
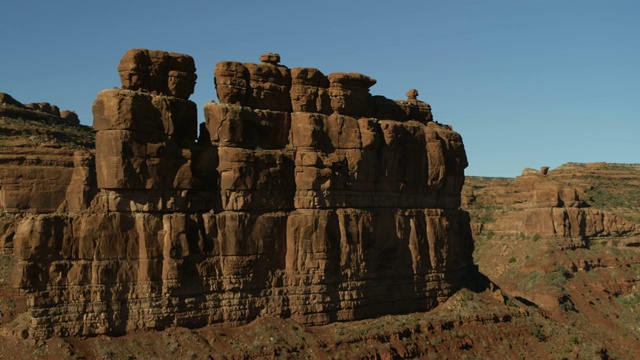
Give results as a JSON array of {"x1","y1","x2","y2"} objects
[{"x1": 464, "y1": 162, "x2": 640, "y2": 225}]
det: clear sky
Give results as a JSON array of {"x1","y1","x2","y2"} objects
[{"x1": 1, "y1": 0, "x2": 638, "y2": 177}]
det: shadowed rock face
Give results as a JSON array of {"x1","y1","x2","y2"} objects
[{"x1": 8, "y1": 50, "x2": 474, "y2": 339}]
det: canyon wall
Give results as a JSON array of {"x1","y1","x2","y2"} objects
[
  {"x1": 0, "y1": 93, "x2": 95, "y2": 264},
  {"x1": 0, "y1": 93, "x2": 93, "y2": 216},
  {"x1": 8, "y1": 49, "x2": 474, "y2": 339},
  {"x1": 464, "y1": 167, "x2": 638, "y2": 245}
]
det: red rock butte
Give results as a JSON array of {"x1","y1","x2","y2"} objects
[{"x1": 10, "y1": 49, "x2": 474, "y2": 339}]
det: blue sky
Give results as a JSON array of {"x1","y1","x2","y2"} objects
[{"x1": 2, "y1": 0, "x2": 638, "y2": 177}]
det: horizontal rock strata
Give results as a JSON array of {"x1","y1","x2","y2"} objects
[
  {"x1": 464, "y1": 168, "x2": 638, "y2": 242},
  {"x1": 0, "y1": 93, "x2": 94, "y2": 215},
  {"x1": 8, "y1": 50, "x2": 474, "y2": 339}
]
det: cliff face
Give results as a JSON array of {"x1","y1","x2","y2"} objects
[
  {"x1": 0, "y1": 94, "x2": 94, "y2": 216},
  {"x1": 464, "y1": 165, "x2": 639, "y2": 246},
  {"x1": 0, "y1": 94, "x2": 95, "y2": 264},
  {"x1": 7, "y1": 49, "x2": 474, "y2": 339}
]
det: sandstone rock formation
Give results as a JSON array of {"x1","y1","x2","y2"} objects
[
  {"x1": 0, "y1": 93, "x2": 94, "y2": 214},
  {"x1": 464, "y1": 165, "x2": 639, "y2": 243},
  {"x1": 6, "y1": 50, "x2": 474, "y2": 339}
]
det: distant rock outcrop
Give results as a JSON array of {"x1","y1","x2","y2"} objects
[
  {"x1": 5, "y1": 49, "x2": 474, "y2": 339},
  {"x1": 464, "y1": 165, "x2": 639, "y2": 244},
  {"x1": 0, "y1": 93, "x2": 94, "y2": 215}
]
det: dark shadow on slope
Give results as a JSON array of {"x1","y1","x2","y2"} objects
[
  {"x1": 461, "y1": 265, "x2": 500, "y2": 294},
  {"x1": 459, "y1": 266, "x2": 546, "y2": 310},
  {"x1": 514, "y1": 296, "x2": 540, "y2": 308}
]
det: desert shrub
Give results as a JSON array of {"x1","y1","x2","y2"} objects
[
  {"x1": 528, "y1": 323, "x2": 545, "y2": 341},
  {"x1": 524, "y1": 271, "x2": 542, "y2": 291},
  {"x1": 559, "y1": 296, "x2": 578, "y2": 313},
  {"x1": 543, "y1": 265, "x2": 573, "y2": 290},
  {"x1": 557, "y1": 265, "x2": 574, "y2": 279},
  {"x1": 615, "y1": 293, "x2": 640, "y2": 309}
]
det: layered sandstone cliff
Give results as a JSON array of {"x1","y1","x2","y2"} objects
[
  {"x1": 464, "y1": 166, "x2": 639, "y2": 245},
  {"x1": 0, "y1": 94, "x2": 95, "y2": 263},
  {"x1": 0, "y1": 93, "x2": 94, "y2": 215},
  {"x1": 6, "y1": 49, "x2": 474, "y2": 339}
]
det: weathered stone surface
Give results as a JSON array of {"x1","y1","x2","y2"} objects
[
  {"x1": 327, "y1": 72, "x2": 376, "y2": 117},
  {"x1": 24, "y1": 102, "x2": 60, "y2": 117},
  {"x1": 64, "y1": 151, "x2": 97, "y2": 213},
  {"x1": 118, "y1": 49, "x2": 197, "y2": 99},
  {"x1": 93, "y1": 51, "x2": 199, "y2": 192},
  {"x1": 3, "y1": 50, "x2": 474, "y2": 339},
  {"x1": 0, "y1": 93, "x2": 22, "y2": 106},
  {"x1": 204, "y1": 103, "x2": 290, "y2": 148},
  {"x1": 0, "y1": 94, "x2": 83, "y2": 127},
  {"x1": 0, "y1": 94, "x2": 95, "y2": 214},
  {"x1": 217, "y1": 147, "x2": 295, "y2": 211},
  {"x1": 95, "y1": 130, "x2": 189, "y2": 190},
  {"x1": 290, "y1": 67, "x2": 332, "y2": 114},
  {"x1": 373, "y1": 95, "x2": 433, "y2": 123},
  {"x1": 290, "y1": 117, "x2": 466, "y2": 210},
  {"x1": 59, "y1": 110, "x2": 80, "y2": 124},
  {"x1": 244, "y1": 61, "x2": 291, "y2": 112},
  {"x1": 92, "y1": 89, "x2": 197, "y2": 145},
  {"x1": 10, "y1": 205, "x2": 472, "y2": 337},
  {"x1": 214, "y1": 61, "x2": 250, "y2": 105},
  {"x1": 259, "y1": 52, "x2": 281, "y2": 65},
  {"x1": 464, "y1": 165, "x2": 639, "y2": 239},
  {"x1": 0, "y1": 157, "x2": 74, "y2": 213},
  {"x1": 484, "y1": 205, "x2": 637, "y2": 241}
]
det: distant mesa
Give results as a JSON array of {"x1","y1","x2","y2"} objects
[
  {"x1": 0, "y1": 91, "x2": 94, "y2": 217},
  {"x1": 464, "y1": 163, "x2": 640, "y2": 244},
  {"x1": 0, "y1": 92, "x2": 81, "y2": 125}
]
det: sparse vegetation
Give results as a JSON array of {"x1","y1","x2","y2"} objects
[
  {"x1": 615, "y1": 292, "x2": 640, "y2": 309},
  {"x1": 559, "y1": 296, "x2": 578, "y2": 313},
  {"x1": 528, "y1": 323, "x2": 545, "y2": 342},
  {"x1": 538, "y1": 264, "x2": 575, "y2": 291}
]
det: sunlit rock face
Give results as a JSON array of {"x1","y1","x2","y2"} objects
[{"x1": 10, "y1": 50, "x2": 474, "y2": 339}]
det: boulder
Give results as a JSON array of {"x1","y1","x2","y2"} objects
[
  {"x1": 327, "y1": 72, "x2": 376, "y2": 117},
  {"x1": 214, "y1": 61, "x2": 249, "y2": 105},
  {"x1": 244, "y1": 60, "x2": 291, "y2": 112},
  {"x1": 118, "y1": 48, "x2": 197, "y2": 100},
  {"x1": 290, "y1": 67, "x2": 331, "y2": 114}
]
